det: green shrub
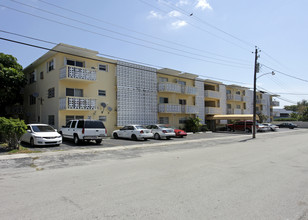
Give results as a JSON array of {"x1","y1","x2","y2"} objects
[
  {"x1": 274, "y1": 118, "x2": 297, "y2": 121},
  {"x1": 184, "y1": 117, "x2": 202, "y2": 133},
  {"x1": 0, "y1": 117, "x2": 27, "y2": 149},
  {"x1": 199, "y1": 124, "x2": 208, "y2": 132}
]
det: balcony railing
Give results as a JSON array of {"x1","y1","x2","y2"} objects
[
  {"x1": 271, "y1": 101, "x2": 280, "y2": 106},
  {"x1": 205, "y1": 107, "x2": 222, "y2": 114},
  {"x1": 227, "y1": 94, "x2": 243, "y2": 101},
  {"x1": 158, "y1": 83, "x2": 197, "y2": 95},
  {"x1": 60, "y1": 65, "x2": 96, "y2": 81},
  {"x1": 158, "y1": 104, "x2": 198, "y2": 114},
  {"x1": 59, "y1": 97, "x2": 97, "y2": 110},
  {"x1": 227, "y1": 109, "x2": 243, "y2": 114},
  {"x1": 204, "y1": 90, "x2": 221, "y2": 99}
]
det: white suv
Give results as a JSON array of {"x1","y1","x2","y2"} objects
[{"x1": 60, "y1": 119, "x2": 107, "y2": 145}]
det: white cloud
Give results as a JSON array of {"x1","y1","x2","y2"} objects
[
  {"x1": 147, "y1": 10, "x2": 164, "y2": 19},
  {"x1": 168, "y1": 10, "x2": 182, "y2": 17},
  {"x1": 171, "y1": 20, "x2": 188, "y2": 29},
  {"x1": 195, "y1": 0, "x2": 212, "y2": 10},
  {"x1": 176, "y1": 0, "x2": 190, "y2": 6}
]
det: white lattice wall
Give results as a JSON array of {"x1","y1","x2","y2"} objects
[
  {"x1": 195, "y1": 79, "x2": 205, "y2": 124},
  {"x1": 116, "y1": 61, "x2": 157, "y2": 126}
]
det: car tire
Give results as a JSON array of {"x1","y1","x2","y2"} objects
[
  {"x1": 113, "y1": 133, "x2": 118, "y2": 139},
  {"x1": 95, "y1": 139, "x2": 102, "y2": 145},
  {"x1": 154, "y1": 133, "x2": 160, "y2": 140},
  {"x1": 74, "y1": 134, "x2": 80, "y2": 145},
  {"x1": 180, "y1": 136, "x2": 184, "y2": 138},
  {"x1": 30, "y1": 138, "x2": 35, "y2": 147},
  {"x1": 245, "y1": 128, "x2": 251, "y2": 133},
  {"x1": 144, "y1": 138, "x2": 148, "y2": 141},
  {"x1": 132, "y1": 134, "x2": 137, "y2": 141}
]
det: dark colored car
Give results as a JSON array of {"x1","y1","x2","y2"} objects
[
  {"x1": 174, "y1": 129, "x2": 187, "y2": 138},
  {"x1": 278, "y1": 122, "x2": 298, "y2": 129}
]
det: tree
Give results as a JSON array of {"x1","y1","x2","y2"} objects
[
  {"x1": 0, "y1": 53, "x2": 27, "y2": 116},
  {"x1": 284, "y1": 100, "x2": 308, "y2": 121},
  {"x1": 257, "y1": 113, "x2": 268, "y2": 123}
]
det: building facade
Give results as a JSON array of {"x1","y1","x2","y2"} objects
[{"x1": 22, "y1": 43, "x2": 279, "y2": 134}]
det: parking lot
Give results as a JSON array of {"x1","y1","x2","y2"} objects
[{"x1": 17, "y1": 128, "x2": 301, "y2": 153}]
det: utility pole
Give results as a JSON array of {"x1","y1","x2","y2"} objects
[{"x1": 253, "y1": 47, "x2": 259, "y2": 138}]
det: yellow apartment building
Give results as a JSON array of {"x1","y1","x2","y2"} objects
[
  {"x1": 23, "y1": 44, "x2": 118, "y2": 134},
  {"x1": 156, "y1": 68, "x2": 198, "y2": 128},
  {"x1": 22, "y1": 43, "x2": 279, "y2": 134}
]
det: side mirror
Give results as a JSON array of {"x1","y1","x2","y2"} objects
[
  {"x1": 54, "y1": 129, "x2": 57, "y2": 132},
  {"x1": 26, "y1": 129, "x2": 31, "y2": 133}
]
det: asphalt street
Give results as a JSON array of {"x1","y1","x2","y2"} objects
[{"x1": 0, "y1": 129, "x2": 307, "y2": 220}]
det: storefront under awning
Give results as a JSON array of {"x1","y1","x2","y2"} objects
[{"x1": 207, "y1": 114, "x2": 259, "y2": 121}]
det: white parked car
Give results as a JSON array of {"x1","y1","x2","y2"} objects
[
  {"x1": 21, "y1": 124, "x2": 62, "y2": 147},
  {"x1": 112, "y1": 125, "x2": 153, "y2": 141},
  {"x1": 263, "y1": 123, "x2": 279, "y2": 131},
  {"x1": 146, "y1": 124, "x2": 176, "y2": 140},
  {"x1": 257, "y1": 123, "x2": 270, "y2": 132}
]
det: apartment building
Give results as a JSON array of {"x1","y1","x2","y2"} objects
[
  {"x1": 23, "y1": 44, "x2": 118, "y2": 134},
  {"x1": 22, "y1": 43, "x2": 278, "y2": 134}
]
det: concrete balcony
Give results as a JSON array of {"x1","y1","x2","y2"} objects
[
  {"x1": 256, "y1": 99, "x2": 266, "y2": 104},
  {"x1": 271, "y1": 101, "x2": 280, "y2": 106},
  {"x1": 158, "y1": 104, "x2": 198, "y2": 114},
  {"x1": 59, "y1": 97, "x2": 97, "y2": 110},
  {"x1": 60, "y1": 65, "x2": 96, "y2": 82},
  {"x1": 204, "y1": 90, "x2": 221, "y2": 99},
  {"x1": 205, "y1": 107, "x2": 222, "y2": 114},
  {"x1": 227, "y1": 94, "x2": 243, "y2": 101},
  {"x1": 158, "y1": 83, "x2": 197, "y2": 95}
]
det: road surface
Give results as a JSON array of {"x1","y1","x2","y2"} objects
[{"x1": 0, "y1": 129, "x2": 307, "y2": 219}]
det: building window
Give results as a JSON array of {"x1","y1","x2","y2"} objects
[
  {"x1": 47, "y1": 60, "x2": 54, "y2": 72},
  {"x1": 178, "y1": 80, "x2": 186, "y2": 86},
  {"x1": 159, "y1": 77, "x2": 168, "y2": 82},
  {"x1": 48, "y1": 115, "x2": 55, "y2": 126},
  {"x1": 40, "y1": 71, "x2": 44, "y2": 79},
  {"x1": 29, "y1": 95, "x2": 36, "y2": 105},
  {"x1": 226, "y1": 90, "x2": 231, "y2": 94},
  {"x1": 66, "y1": 88, "x2": 83, "y2": 97},
  {"x1": 98, "y1": 90, "x2": 106, "y2": 96},
  {"x1": 99, "y1": 116, "x2": 107, "y2": 122},
  {"x1": 227, "y1": 104, "x2": 232, "y2": 109},
  {"x1": 48, "y1": 88, "x2": 55, "y2": 98},
  {"x1": 236, "y1": 105, "x2": 241, "y2": 109},
  {"x1": 159, "y1": 117, "x2": 169, "y2": 124},
  {"x1": 179, "y1": 99, "x2": 186, "y2": 105},
  {"x1": 65, "y1": 115, "x2": 84, "y2": 125},
  {"x1": 179, "y1": 117, "x2": 187, "y2": 124},
  {"x1": 66, "y1": 59, "x2": 84, "y2": 67},
  {"x1": 236, "y1": 91, "x2": 241, "y2": 95},
  {"x1": 159, "y1": 97, "x2": 168, "y2": 104},
  {"x1": 29, "y1": 71, "x2": 36, "y2": 84},
  {"x1": 98, "y1": 64, "x2": 108, "y2": 72}
]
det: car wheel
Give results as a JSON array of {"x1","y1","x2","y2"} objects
[
  {"x1": 95, "y1": 139, "x2": 102, "y2": 145},
  {"x1": 132, "y1": 134, "x2": 137, "y2": 141},
  {"x1": 144, "y1": 138, "x2": 148, "y2": 141},
  {"x1": 180, "y1": 136, "x2": 184, "y2": 138},
  {"x1": 113, "y1": 133, "x2": 118, "y2": 139},
  {"x1": 30, "y1": 138, "x2": 35, "y2": 147},
  {"x1": 245, "y1": 128, "x2": 251, "y2": 133},
  {"x1": 154, "y1": 133, "x2": 160, "y2": 140},
  {"x1": 74, "y1": 135, "x2": 80, "y2": 145}
]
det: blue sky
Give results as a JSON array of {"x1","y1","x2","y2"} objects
[{"x1": 1, "y1": 0, "x2": 307, "y2": 108}]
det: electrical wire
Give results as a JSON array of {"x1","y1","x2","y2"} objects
[
  {"x1": 137, "y1": 0, "x2": 253, "y2": 52},
  {"x1": 35, "y1": 0, "x2": 250, "y2": 63},
  {"x1": 0, "y1": 3, "x2": 252, "y2": 69}
]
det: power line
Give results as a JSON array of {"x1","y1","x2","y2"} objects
[
  {"x1": 36, "y1": 0, "x2": 250, "y2": 63},
  {"x1": 137, "y1": 0, "x2": 253, "y2": 53},
  {"x1": 157, "y1": 0, "x2": 254, "y2": 48},
  {"x1": 261, "y1": 64, "x2": 308, "y2": 83},
  {"x1": 1, "y1": 3, "x2": 251, "y2": 69}
]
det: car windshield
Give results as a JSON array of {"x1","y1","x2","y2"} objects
[
  {"x1": 31, "y1": 125, "x2": 55, "y2": 132},
  {"x1": 135, "y1": 126, "x2": 147, "y2": 129}
]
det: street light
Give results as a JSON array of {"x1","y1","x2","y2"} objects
[{"x1": 253, "y1": 71, "x2": 275, "y2": 138}]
